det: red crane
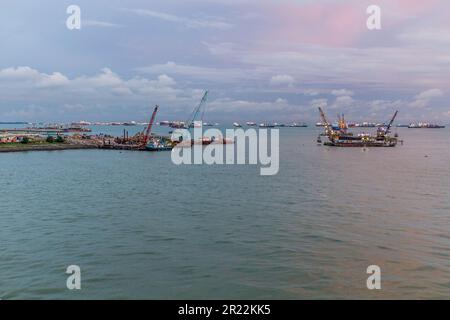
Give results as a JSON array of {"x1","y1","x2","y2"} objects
[{"x1": 141, "y1": 105, "x2": 159, "y2": 148}]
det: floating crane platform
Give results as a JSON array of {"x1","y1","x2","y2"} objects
[{"x1": 317, "y1": 107, "x2": 399, "y2": 147}]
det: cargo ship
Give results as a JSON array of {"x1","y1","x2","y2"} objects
[
  {"x1": 408, "y1": 122, "x2": 445, "y2": 129},
  {"x1": 318, "y1": 107, "x2": 399, "y2": 147}
]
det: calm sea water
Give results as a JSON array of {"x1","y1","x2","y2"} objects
[{"x1": 1, "y1": 126, "x2": 449, "y2": 299}]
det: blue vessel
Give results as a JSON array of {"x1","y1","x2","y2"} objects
[{"x1": 145, "y1": 138, "x2": 174, "y2": 151}]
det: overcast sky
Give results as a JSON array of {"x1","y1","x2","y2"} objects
[{"x1": 0, "y1": 0, "x2": 449, "y2": 123}]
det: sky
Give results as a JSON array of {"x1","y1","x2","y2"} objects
[{"x1": 0, "y1": 0, "x2": 449, "y2": 123}]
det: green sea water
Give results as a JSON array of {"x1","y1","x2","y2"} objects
[{"x1": 1, "y1": 126, "x2": 449, "y2": 299}]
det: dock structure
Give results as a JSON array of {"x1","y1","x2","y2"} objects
[
  {"x1": 0, "y1": 104, "x2": 176, "y2": 152},
  {"x1": 99, "y1": 144, "x2": 144, "y2": 151}
]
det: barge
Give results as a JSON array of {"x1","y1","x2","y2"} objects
[{"x1": 318, "y1": 107, "x2": 399, "y2": 148}]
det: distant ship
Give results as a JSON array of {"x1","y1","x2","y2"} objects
[
  {"x1": 71, "y1": 121, "x2": 91, "y2": 126},
  {"x1": 169, "y1": 121, "x2": 186, "y2": 129},
  {"x1": 355, "y1": 122, "x2": 377, "y2": 128},
  {"x1": 259, "y1": 123, "x2": 275, "y2": 128},
  {"x1": 408, "y1": 122, "x2": 445, "y2": 129},
  {"x1": 289, "y1": 122, "x2": 308, "y2": 127},
  {"x1": 246, "y1": 122, "x2": 256, "y2": 126}
]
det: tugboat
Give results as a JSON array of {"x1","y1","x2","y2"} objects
[
  {"x1": 146, "y1": 137, "x2": 174, "y2": 151},
  {"x1": 318, "y1": 107, "x2": 399, "y2": 147}
]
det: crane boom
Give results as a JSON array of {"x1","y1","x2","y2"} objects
[
  {"x1": 385, "y1": 110, "x2": 398, "y2": 134},
  {"x1": 141, "y1": 105, "x2": 159, "y2": 147},
  {"x1": 318, "y1": 107, "x2": 334, "y2": 139},
  {"x1": 185, "y1": 91, "x2": 208, "y2": 128}
]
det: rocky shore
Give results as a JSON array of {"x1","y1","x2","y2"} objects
[{"x1": 0, "y1": 143, "x2": 99, "y2": 153}]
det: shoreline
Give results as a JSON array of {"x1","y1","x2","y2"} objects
[{"x1": 0, "y1": 143, "x2": 99, "y2": 153}]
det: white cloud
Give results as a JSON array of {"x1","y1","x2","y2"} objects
[
  {"x1": 136, "y1": 61, "x2": 242, "y2": 82},
  {"x1": 275, "y1": 98, "x2": 288, "y2": 104},
  {"x1": 270, "y1": 74, "x2": 295, "y2": 86},
  {"x1": 331, "y1": 89, "x2": 354, "y2": 96},
  {"x1": 398, "y1": 28, "x2": 450, "y2": 45},
  {"x1": 36, "y1": 72, "x2": 70, "y2": 88},
  {"x1": 123, "y1": 9, "x2": 233, "y2": 30},
  {"x1": 331, "y1": 95, "x2": 354, "y2": 109},
  {"x1": 3, "y1": 105, "x2": 45, "y2": 119},
  {"x1": 208, "y1": 97, "x2": 292, "y2": 113},
  {"x1": 310, "y1": 98, "x2": 328, "y2": 109},
  {"x1": 0, "y1": 66, "x2": 201, "y2": 120},
  {"x1": 83, "y1": 20, "x2": 122, "y2": 28},
  {"x1": 409, "y1": 88, "x2": 444, "y2": 108},
  {"x1": 205, "y1": 40, "x2": 450, "y2": 89},
  {"x1": 203, "y1": 41, "x2": 236, "y2": 56},
  {"x1": 415, "y1": 88, "x2": 443, "y2": 100},
  {"x1": 304, "y1": 89, "x2": 320, "y2": 96},
  {"x1": 0, "y1": 66, "x2": 40, "y2": 80}
]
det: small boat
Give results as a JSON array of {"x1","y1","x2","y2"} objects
[
  {"x1": 146, "y1": 144, "x2": 173, "y2": 151},
  {"x1": 233, "y1": 122, "x2": 242, "y2": 127},
  {"x1": 317, "y1": 135, "x2": 322, "y2": 143},
  {"x1": 246, "y1": 122, "x2": 256, "y2": 126},
  {"x1": 259, "y1": 123, "x2": 275, "y2": 128},
  {"x1": 169, "y1": 121, "x2": 186, "y2": 129},
  {"x1": 146, "y1": 139, "x2": 173, "y2": 151},
  {"x1": 188, "y1": 121, "x2": 203, "y2": 128}
]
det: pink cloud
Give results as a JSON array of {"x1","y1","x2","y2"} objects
[
  {"x1": 390, "y1": 0, "x2": 442, "y2": 16},
  {"x1": 261, "y1": 0, "x2": 446, "y2": 48},
  {"x1": 269, "y1": 2, "x2": 365, "y2": 47}
]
